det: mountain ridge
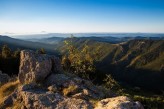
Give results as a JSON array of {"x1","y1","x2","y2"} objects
[
  {"x1": 0, "y1": 35, "x2": 164, "y2": 90},
  {"x1": 56, "y1": 37, "x2": 164, "y2": 90}
]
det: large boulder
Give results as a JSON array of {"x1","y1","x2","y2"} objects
[
  {"x1": 19, "y1": 88, "x2": 63, "y2": 109},
  {"x1": 56, "y1": 98, "x2": 92, "y2": 109},
  {"x1": 18, "y1": 50, "x2": 62, "y2": 84},
  {"x1": 95, "y1": 96, "x2": 144, "y2": 109},
  {"x1": 44, "y1": 73, "x2": 106, "y2": 99},
  {"x1": 17, "y1": 83, "x2": 92, "y2": 109},
  {"x1": 2, "y1": 73, "x2": 144, "y2": 109}
]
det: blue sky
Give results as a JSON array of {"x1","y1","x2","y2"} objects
[{"x1": 0, "y1": 0, "x2": 164, "y2": 34}]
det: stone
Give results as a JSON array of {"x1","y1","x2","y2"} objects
[
  {"x1": 19, "y1": 83, "x2": 38, "y2": 91},
  {"x1": 82, "y1": 80, "x2": 105, "y2": 99},
  {"x1": 72, "y1": 93, "x2": 85, "y2": 99},
  {"x1": 19, "y1": 87, "x2": 63, "y2": 109},
  {"x1": 1, "y1": 49, "x2": 143, "y2": 109},
  {"x1": 56, "y1": 98, "x2": 93, "y2": 109},
  {"x1": 83, "y1": 89, "x2": 89, "y2": 95},
  {"x1": 48, "y1": 84, "x2": 58, "y2": 93},
  {"x1": 44, "y1": 74, "x2": 70, "y2": 86},
  {"x1": 17, "y1": 84, "x2": 93, "y2": 109},
  {"x1": 18, "y1": 50, "x2": 62, "y2": 84},
  {"x1": 95, "y1": 96, "x2": 144, "y2": 109}
]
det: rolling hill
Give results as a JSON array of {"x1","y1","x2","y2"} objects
[
  {"x1": 0, "y1": 35, "x2": 58, "y2": 55},
  {"x1": 56, "y1": 37, "x2": 164, "y2": 90},
  {"x1": 0, "y1": 35, "x2": 164, "y2": 90}
]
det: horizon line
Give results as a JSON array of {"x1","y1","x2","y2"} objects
[{"x1": 1, "y1": 32, "x2": 164, "y2": 36}]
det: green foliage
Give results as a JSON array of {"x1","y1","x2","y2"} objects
[
  {"x1": 103, "y1": 74, "x2": 123, "y2": 94},
  {"x1": 0, "y1": 45, "x2": 20, "y2": 76},
  {"x1": 1, "y1": 45, "x2": 11, "y2": 58},
  {"x1": 36, "y1": 48, "x2": 46, "y2": 54},
  {"x1": 60, "y1": 38, "x2": 164, "y2": 108},
  {"x1": 58, "y1": 38, "x2": 164, "y2": 90},
  {"x1": 121, "y1": 88, "x2": 164, "y2": 109},
  {"x1": 62, "y1": 37, "x2": 96, "y2": 79},
  {"x1": 133, "y1": 95, "x2": 164, "y2": 109},
  {"x1": 13, "y1": 49, "x2": 20, "y2": 57}
]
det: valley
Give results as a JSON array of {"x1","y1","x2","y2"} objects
[{"x1": 0, "y1": 34, "x2": 164, "y2": 109}]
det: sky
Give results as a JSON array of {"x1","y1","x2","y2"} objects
[{"x1": 0, "y1": 0, "x2": 164, "y2": 35}]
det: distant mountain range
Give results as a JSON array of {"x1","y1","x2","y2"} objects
[
  {"x1": 0, "y1": 35, "x2": 58, "y2": 55},
  {"x1": 26, "y1": 37, "x2": 64, "y2": 44},
  {"x1": 12, "y1": 33, "x2": 164, "y2": 39},
  {"x1": 16, "y1": 34, "x2": 164, "y2": 44}
]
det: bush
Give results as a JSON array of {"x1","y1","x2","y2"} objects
[
  {"x1": 0, "y1": 45, "x2": 20, "y2": 76},
  {"x1": 103, "y1": 74, "x2": 123, "y2": 94},
  {"x1": 62, "y1": 37, "x2": 95, "y2": 79},
  {"x1": 36, "y1": 48, "x2": 46, "y2": 54},
  {"x1": 1, "y1": 45, "x2": 11, "y2": 58}
]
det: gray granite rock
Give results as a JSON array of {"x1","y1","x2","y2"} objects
[{"x1": 18, "y1": 50, "x2": 62, "y2": 84}]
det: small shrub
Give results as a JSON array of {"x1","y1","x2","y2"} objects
[
  {"x1": 1, "y1": 45, "x2": 11, "y2": 58},
  {"x1": 62, "y1": 37, "x2": 96, "y2": 79},
  {"x1": 36, "y1": 48, "x2": 46, "y2": 54},
  {"x1": 103, "y1": 74, "x2": 123, "y2": 94}
]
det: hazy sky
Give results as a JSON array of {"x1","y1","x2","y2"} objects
[{"x1": 0, "y1": 0, "x2": 164, "y2": 34}]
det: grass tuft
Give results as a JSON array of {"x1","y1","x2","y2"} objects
[{"x1": 63, "y1": 85, "x2": 78, "y2": 96}]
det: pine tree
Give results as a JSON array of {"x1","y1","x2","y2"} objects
[{"x1": 2, "y1": 45, "x2": 11, "y2": 58}]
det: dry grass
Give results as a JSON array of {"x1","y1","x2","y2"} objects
[
  {"x1": 0, "y1": 79, "x2": 19, "y2": 104},
  {"x1": 63, "y1": 85, "x2": 78, "y2": 96},
  {"x1": 89, "y1": 99, "x2": 99, "y2": 108},
  {"x1": 12, "y1": 100, "x2": 23, "y2": 109}
]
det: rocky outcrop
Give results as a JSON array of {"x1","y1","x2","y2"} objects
[
  {"x1": 95, "y1": 96, "x2": 144, "y2": 109},
  {"x1": 18, "y1": 50, "x2": 62, "y2": 84},
  {"x1": 11, "y1": 83, "x2": 92, "y2": 109},
  {"x1": 45, "y1": 74, "x2": 106, "y2": 99},
  {"x1": 1, "y1": 50, "x2": 144, "y2": 109},
  {"x1": 0, "y1": 70, "x2": 10, "y2": 84},
  {"x1": 56, "y1": 98, "x2": 92, "y2": 109},
  {"x1": 14, "y1": 73, "x2": 104, "y2": 109}
]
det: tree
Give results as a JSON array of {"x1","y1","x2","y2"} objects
[
  {"x1": 62, "y1": 37, "x2": 95, "y2": 79},
  {"x1": 36, "y1": 48, "x2": 46, "y2": 54},
  {"x1": 103, "y1": 74, "x2": 122, "y2": 94},
  {"x1": 2, "y1": 45, "x2": 11, "y2": 58},
  {"x1": 61, "y1": 55, "x2": 71, "y2": 71},
  {"x1": 13, "y1": 49, "x2": 20, "y2": 57}
]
